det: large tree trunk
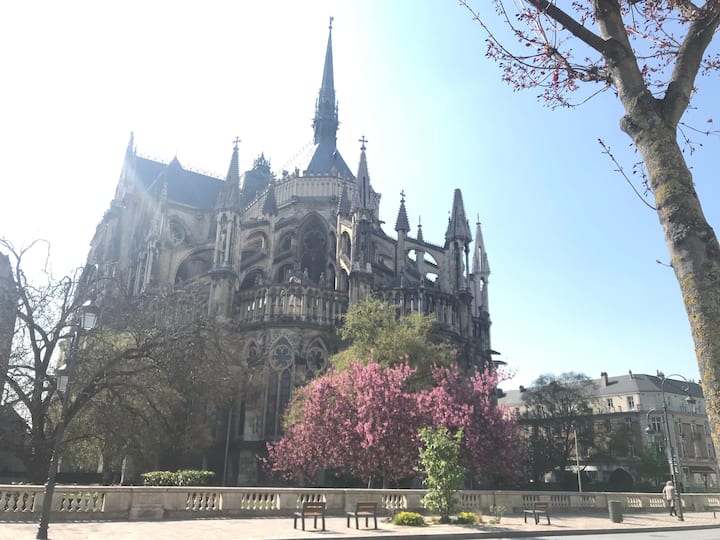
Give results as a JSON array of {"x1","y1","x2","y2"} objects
[
  {"x1": 621, "y1": 101, "x2": 720, "y2": 452},
  {"x1": 25, "y1": 444, "x2": 52, "y2": 484}
]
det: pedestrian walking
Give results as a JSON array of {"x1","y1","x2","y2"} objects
[{"x1": 662, "y1": 480, "x2": 677, "y2": 516}]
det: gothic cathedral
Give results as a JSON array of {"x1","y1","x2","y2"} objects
[{"x1": 86, "y1": 24, "x2": 493, "y2": 484}]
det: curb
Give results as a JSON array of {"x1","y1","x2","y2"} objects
[{"x1": 273, "y1": 522, "x2": 720, "y2": 540}]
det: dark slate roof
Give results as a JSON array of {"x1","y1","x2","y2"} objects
[
  {"x1": 134, "y1": 156, "x2": 224, "y2": 210},
  {"x1": 304, "y1": 142, "x2": 354, "y2": 179},
  {"x1": 498, "y1": 372, "x2": 704, "y2": 408},
  {"x1": 241, "y1": 156, "x2": 273, "y2": 207},
  {"x1": 594, "y1": 373, "x2": 703, "y2": 399}
]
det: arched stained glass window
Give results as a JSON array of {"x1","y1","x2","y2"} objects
[{"x1": 264, "y1": 338, "x2": 294, "y2": 437}]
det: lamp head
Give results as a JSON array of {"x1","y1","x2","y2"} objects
[
  {"x1": 78, "y1": 301, "x2": 98, "y2": 330},
  {"x1": 56, "y1": 363, "x2": 69, "y2": 393}
]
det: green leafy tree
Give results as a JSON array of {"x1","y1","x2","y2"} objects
[
  {"x1": 332, "y1": 297, "x2": 456, "y2": 386},
  {"x1": 634, "y1": 444, "x2": 669, "y2": 489},
  {"x1": 62, "y1": 299, "x2": 236, "y2": 479},
  {"x1": 417, "y1": 425, "x2": 465, "y2": 523},
  {"x1": 520, "y1": 372, "x2": 597, "y2": 482}
]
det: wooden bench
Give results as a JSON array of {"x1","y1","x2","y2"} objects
[
  {"x1": 523, "y1": 502, "x2": 551, "y2": 525},
  {"x1": 293, "y1": 501, "x2": 326, "y2": 531},
  {"x1": 346, "y1": 501, "x2": 378, "y2": 529}
]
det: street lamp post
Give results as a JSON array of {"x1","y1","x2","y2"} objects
[
  {"x1": 36, "y1": 303, "x2": 97, "y2": 540},
  {"x1": 644, "y1": 373, "x2": 696, "y2": 523},
  {"x1": 572, "y1": 423, "x2": 583, "y2": 492}
]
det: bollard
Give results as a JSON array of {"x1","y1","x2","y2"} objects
[{"x1": 608, "y1": 500, "x2": 623, "y2": 523}]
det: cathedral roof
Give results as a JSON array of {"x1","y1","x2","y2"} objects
[
  {"x1": 134, "y1": 156, "x2": 224, "y2": 209},
  {"x1": 304, "y1": 142, "x2": 354, "y2": 178}
]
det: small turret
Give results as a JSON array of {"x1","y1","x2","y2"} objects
[
  {"x1": 444, "y1": 189, "x2": 471, "y2": 292},
  {"x1": 352, "y1": 136, "x2": 374, "y2": 212},
  {"x1": 471, "y1": 218, "x2": 490, "y2": 315},
  {"x1": 337, "y1": 185, "x2": 351, "y2": 216},
  {"x1": 262, "y1": 181, "x2": 278, "y2": 216},
  {"x1": 217, "y1": 137, "x2": 241, "y2": 210},
  {"x1": 394, "y1": 191, "x2": 410, "y2": 233},
  {"x1": 445, "y1": 189, "x2": 472, "y2": 245}
]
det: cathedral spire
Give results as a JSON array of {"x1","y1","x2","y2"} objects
[
  {"x1": 353, "y1": 136, "x2": 373, "y2": 211},
  {"x1": 126, "y1": 132, "x2": 135, "y2": 158},
  {"x1": 262, "y1": 180, "x2": 278, "y2": 216},
  {"x1": 313, "y1": 17, "x2": 338, "y2": 147},
  {"x1": 395, "y1": 190, "x2": 410, "y2": 233},
  {"x1": 471, "y1": 217, "x2": 490, "y2": 317},
  {"x1": 226, "y1": 137, "x2": 241, "y2": 185},
  {"x1": 337, "y1": 184, "x2": 351, "y2": 216},
  {"x1": 304, "y1": 19, "x2": 353, "y2": 178},
  {"x1": 217, "y1": 138, "x2": 241, "y2": 210},
  {"x1": 445, "y1": 189, "x2": 472, "y2": 244},
  {"x1": 472, "y1": 217, "x2": 490, "y2": 277}
]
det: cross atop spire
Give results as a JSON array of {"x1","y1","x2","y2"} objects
[
  {"x1": 359, "y1": 135, "x2": 368, "y2": 151},
  {"x1": 329, "y1": 16, "x2": 334, "y2": 30},
  {"x1": 233, "y1": 136, "x2": 241, "y2": 149}
]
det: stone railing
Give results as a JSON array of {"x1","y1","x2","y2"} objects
[
  {"x1": 235, "y1": 285, "x2": 348, "y2": 327},
  {"x1": 2, "y1": 486, "x2": 719, "y2": 522}
]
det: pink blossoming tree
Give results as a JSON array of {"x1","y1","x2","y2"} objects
[{"x1": 267, "y1": 360, "x2": 524, "y2": 487}]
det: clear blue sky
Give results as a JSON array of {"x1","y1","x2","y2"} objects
[{"x1": 2, "y1": 1, "x2": 717, "y2": 388}]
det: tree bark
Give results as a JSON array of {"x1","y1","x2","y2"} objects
[{"x1": 620, "y1": 103, "x2": 720, "y2": 452}]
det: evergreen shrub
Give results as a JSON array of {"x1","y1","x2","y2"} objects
[{"x1": 141, "y1": 470, "x2": 215, "y2": 486}]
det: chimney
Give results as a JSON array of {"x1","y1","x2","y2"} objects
[
  {"x1": 519, "y1": 385, "x2": 525, "y2": 393},
  {"x1": 628, "y1": 370, "x2": 633, "y2": 379},
  {"x1": 601, "y1": 372, "x2": 609, "y2": 387}
]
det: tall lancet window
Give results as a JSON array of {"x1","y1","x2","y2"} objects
[{"x1": 264, "y1": 338, "x2": 293, "y2": 438}]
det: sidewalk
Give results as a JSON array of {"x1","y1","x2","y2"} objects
[{"x1": 2, "y1": 511, "x2": 720, "y2": 540}]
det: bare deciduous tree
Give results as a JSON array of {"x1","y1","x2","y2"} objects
[
  {"x1": 0, "y1": 239, "x2": 235, "y2": 482},
  {"x1": 461, "y1": 0, "x2": 720, "y2": 447}
]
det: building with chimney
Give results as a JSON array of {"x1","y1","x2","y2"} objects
[
  {"x1": 85, "y1": 23, "x2": 493, "y2": 484},
  {"x1": 500, "y1": 371, "x2": 718, "y2": 492}
]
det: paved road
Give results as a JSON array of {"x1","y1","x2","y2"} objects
[
  {"x1": 533, "y1": 531, "x2": 720, "y2": 540},
  {"x1": 2, "y1": 511, "x2": 719, "y2": 540}
]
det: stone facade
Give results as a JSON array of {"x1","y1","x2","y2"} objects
[
  {"x1": 85, "y1": 26, "x2": 493, "y2": 484},
  {"x1": 500, "y1": 371, "x2": 719, "y2": 491}
]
